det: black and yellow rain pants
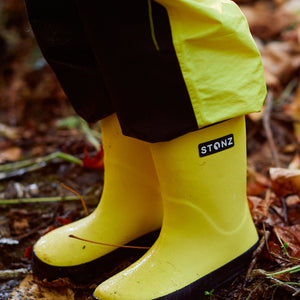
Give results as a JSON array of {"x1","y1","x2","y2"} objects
[{"x1": 25, "y1": 0, "x2": 266, "y2": 143}]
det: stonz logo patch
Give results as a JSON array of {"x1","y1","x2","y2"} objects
[{"x1": 198, "y1": 134, "x2": 234, "y2": 157}]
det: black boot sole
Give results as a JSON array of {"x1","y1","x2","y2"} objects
[
  {"x1": 32, "y1": 230, "x2": 160, "y2": 286},
  {"x1": 93, "y1": 240, "x2": 258, "y2": 300}
]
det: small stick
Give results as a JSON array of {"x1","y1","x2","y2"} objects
[
  {"x1": 0, "y1": 151, "x2": 82, "y2": 172},
  {"x1": 69, "y1": 234, "x2": 151, "y2": 250},
  {"x1": 263, "y1": 91, "x2": 280, "y2": 167},
  {"x1": 238, "y1": 232, "x2": 271, "y2": 300},
  {"x1": 0, "y1": 162, "x2": 47, "y2": 180},
  {"x1": 0, "y1": 195, "x2": 80, "y2": 205},
  {"x1": 0, "y1": 268, "x2": 29, "y2": 280},
  {"x1": 281, "y1": 196, "x2": 289, "y2": 224},
  {"x1": 293, "y1": 288, "x2": 300, "y2": 297},
  {"x1": 247, "y1": 232, "x2": 270, "y2": 279},
  {"x1": 263, "y1": 222, "x2": 271, "y2": 255},
  {"x1": 61, "y1": 184, "x2": 89, "y2": 216},
  {"x1": 268, "y1": 277, "x2": 299, "y2": 294},
  {"x1": 245, "y1": 280, "x2": 264, "y2": 300}
]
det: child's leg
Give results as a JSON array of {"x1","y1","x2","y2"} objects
[
  {"x1": 94, "y1": 116, "x2": 258, "y2": 299},
  {"x1": 33, "y1": 114, "x2": 162, "y2": 283}
]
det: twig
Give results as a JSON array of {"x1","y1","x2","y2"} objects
[
  {"x1": 250, "y1": 269, "x2": 300, "y2": 295},
  {"x1": 0, "y1": 195, "x2": 80, "y2": 205},
  {"x1": 281, "y1": 196, "x2": 289, "y2": 224},
  {"x1": 245, "y1": 280, "x2": 264, "y2": 300},
  {"x1": 268, "y1": 277, "x2": 299, "y2": 294},
  {"x1": 0, "y1": 151, "x2": 82, "y2": 172},
  {"x1": 0, "y1": 162, "x2": 47, "y2": 180},
  {"x1": 238, "y1": 232, "x2": 270, "y2": 300},
  {"x1": 266, "y1": 265, "x2": 300, "y2": 277},
  {"x1": 263, "y1": 91, "x2": 280, "y2": 167},
  {"x1": 293, "y1": 288, "x2": 300, "y2": 297},
  {"x1": 0, "y1": 152, "x2": 82, "y2": 181},
  {"x1": 61, "y1": 183, "x2": 89, "y2": 216},
  {"x1": 0, "y1": 268, "x2": 29, "y2": 280},
  {"x1": 274, "y1": 227, "x2": 289, "y2": 258},
  {"x1": 69, "y1": 234, "x2": 151, "y2": 250},
  {"x1": 263, "y1": 222, "x2": 271, "y2": 256},
  {"x1": 276, "y1": 78, "x2": 298, "y2": 105},
  {"x1": 249, "y1": 232, "x2": 270, "y2": 276}
]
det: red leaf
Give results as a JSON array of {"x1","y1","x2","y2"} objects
[
  {"x1": 82, "y1": 147, "x2": 104, "y2": 169},
  {"x1": 43, "y1": 226, "x2": 57, "y2": 235},
  {"x1": 24, "y1": 246, "x2": 33, "y2": 259},
  {"x1": 57, "y1": 217, "x2": 73, "y2": 225}
]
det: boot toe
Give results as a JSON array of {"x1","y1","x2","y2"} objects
[
  {"x1": 32, "y1": 230, "x2": 160, "y2": 284},
  {"x1": 93, "y1": 241, "x2": 258, "y2": 300}
]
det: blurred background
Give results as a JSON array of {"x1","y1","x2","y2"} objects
[{"x1": 0, "y1": 0, "x2": 74, "y2": 127}]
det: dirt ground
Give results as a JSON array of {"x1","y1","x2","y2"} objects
[{"x1": 0, "y1": 0, "x2": 300, "y2": 299}]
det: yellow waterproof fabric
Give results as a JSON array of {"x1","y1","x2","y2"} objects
[{"x1": 154, "y1": 0, "x2": 266, "y2": 128}]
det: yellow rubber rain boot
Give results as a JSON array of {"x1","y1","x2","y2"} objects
[
  {"x1": 94, "y1": 115, "x2": 258, "y2": 299},
  {"x1": 33, "y1": 113, "x2": 163, "y2": 284}
]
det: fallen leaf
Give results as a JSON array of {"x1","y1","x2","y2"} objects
[
  {"x1": 247, "y1": 166, "x2": 271, "y2": 196},
  {"x1": 270, "y1": 167, "x2": 300, "y2": 197},
  {"x1": 82, "y1": 147, "x2": 104, "y2": 169},
  {"x1": 9, "y1": 274, "x2": 75, "y2": 300},
  {"x1": 24, "y1": 246, "x2": 33, "y2": 259},
  {"x1": 0, "y1": 147, "x2": 21, "y2": 163},
  {"x1": 12, "y1": 218, "x2": 30, "y2": 235},
  {"x1": 275, "y1": 225, "x2": 300, "y2": 257},
  {"x1": 260, "y1": 41, "x2": 300, "y2": 89},
  {"x1": 268, "y1": 240, "x2": 286, "y2": 263},
  {"x1": 248, "y1": 195, "x2": 272, "y2": 222},
  {"x1": 57, "y1": 216, "x2": 73, "y2": 226},
  {"x1": 240, "y1": 2, "x2": 296, "y2": 40}
]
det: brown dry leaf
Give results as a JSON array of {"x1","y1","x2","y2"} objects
[
  {"x1": 288, "y1": 206, "x2": 300, "y2": 225},
  {"x1": 0, "y1": 146, "x2": 22, "y2": 163},
  {"x1": 240, "y1": 2, "x2": 296, "y2": 40},
  {"x1": 9, "y1": 274, "x2": 75, "y2": 300},
  {"x1": 275, "y1": 225, "x2": 300, "y2": 257},
  {"x1": 247, "y1": 166, "x2": 271, "y2": 196},
  {"x1": 270, "y1": 167, "x2": 300, "y2": 197},
  {"x1": 268, "y1": 240, "x2": 287, "y2": 263},
  {"x1": 248, "y1": 195, "x2": 272, "y2": 223},
  {"x1": 12, "y1": 218, "x2": 30, "y2": 235},
  {"x1": 273, "y1": 270, "x2": 291, "y2": 282},
  {"x1": 260, "y1": 41, "x2": 300, "y2": 89},
  {"x1": 288, "y1": 154, "x2": 300, "y2": 170}
]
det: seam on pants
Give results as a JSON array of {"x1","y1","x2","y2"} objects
[
  {"x1": 156, "y1": 3, "x2": 203, "y2": 127},
  {"x1": 148, "y1": 0, "x2": 160, "y2": 51}
]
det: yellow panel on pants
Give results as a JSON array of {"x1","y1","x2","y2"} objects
[{"x1": 154, "y1": 0, "x2": 267, "y2": 128}]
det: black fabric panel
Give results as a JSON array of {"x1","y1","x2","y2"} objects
[
  {"x1": 25, "y1": 0, "x2": 199, "y2": 142},
  {"x1": 76, "y1": 0, "x2": 199, "y2": 142},
  {"x1": 24, "y1": 0, "x2": 114, "y2": 122}
]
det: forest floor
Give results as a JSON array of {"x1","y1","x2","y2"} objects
[{"x1": 0, "y1": 0, "x2": 300, "y2": 299}]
